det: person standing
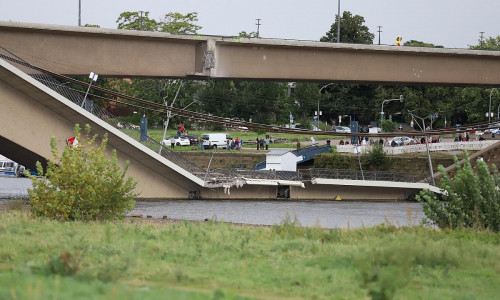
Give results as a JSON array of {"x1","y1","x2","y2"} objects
[
  {"x1": 259, "y1": 138, "x2": 264, "y2": 150},
  {"x1": 170, "y1": 136, "x2": 175, "y2": 149},
  {"x1": 296, "y1": 139, "x2": 301, "y2": 149},
  {"x1": 265, "y1": 136, "x2": 270, "y2": 150},
  {"x1": 256, "y1": 137, "x2": 260, "y2": 150}
]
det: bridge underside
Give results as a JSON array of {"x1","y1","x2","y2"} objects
[{"x1": 0, "y1": 22, "x2": 499, "y2": 86}]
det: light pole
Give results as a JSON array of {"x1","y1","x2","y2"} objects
[
  {"x1": 377, "y1": 26, "x2": 382, "y2": 45},
  {"x1": 158, "y1": 82, "x2": 183, "y2": 154},
  {"x1": 318, "y1": 83, "x2": 335, "y2": 126},
  {"x1": 380, "y1": 95, "x2": 404, "y2": 123},
  {"x1": 81, "y1": 72, "x2": 98, "y2": 108},
  {"x1": 78, "y1": 0, "x2": 81, "y2": 26},
  {"x1": 343, "y1": 115, "x2": 352, "y2": 127},
  {"x1": 337, "y1": 0, "x2": 341, "y2": 43},
  {"x1": 489, "y1": 88, "x2": 497, "y2": 122}
]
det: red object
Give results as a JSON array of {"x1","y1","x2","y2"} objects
[
  {"x1": 67, "y1": 136, "x2": 78, "y2": 148},
  {"x1": 180, "y1": 125, "x2": 185, "y2": 132}
]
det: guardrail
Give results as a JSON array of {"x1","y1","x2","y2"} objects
[{"x1": 335, "y1": 140, "x2": 498, "y2": 155}]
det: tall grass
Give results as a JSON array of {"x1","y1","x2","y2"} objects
[{"x1": 1, "y1": 210, "x2": 499, "y2": 299}]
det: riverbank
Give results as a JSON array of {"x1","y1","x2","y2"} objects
[{"x1": 1, "y1": 208, "x2": 499, "y2": 299}]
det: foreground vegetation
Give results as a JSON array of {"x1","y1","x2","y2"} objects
[{"x1": 1, "y1": 209, "x2": 499, "y2": 300}]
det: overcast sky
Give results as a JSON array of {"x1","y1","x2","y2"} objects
[{"x1": 0, "y1": 0, "x2": 498, "y2": 48}]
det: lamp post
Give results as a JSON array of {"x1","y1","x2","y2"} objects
[
  {"x1": 317, "y1": 83, "x2": 335, "y2": 126},
  {"x1": 489, "y1": 88, "x2": 497, "y2": 122},
  {"x1": 81, "y1": 72, "x2": 98, "y2": 108},
  {"x1": 337, "y1": 0, "x2": 341, "y2": 43},
  {"x1": 380, "y1": 95, "x2": 404, "y2": 123}
]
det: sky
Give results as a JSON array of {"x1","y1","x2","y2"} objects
[{"x1": 0, "y1": 0, "x2": 498, "y2": 48}]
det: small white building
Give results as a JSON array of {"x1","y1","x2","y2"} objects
[{"x1": 265, "y1": 150, "x2": 301, "y2": 172}]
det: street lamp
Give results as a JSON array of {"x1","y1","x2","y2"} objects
[
  {"x1": 380, "y1": 95, "x2": 404, "y2": 123},
  {"x1": 489, "y1": 88, "x2": 497, "y2": 122},
  {"x1": 317, "y1": 83, "x2": 335, "y2": 126},
  {"x1": 343, "y1": 115, "x2": 352, "y2": 126},
  {"x1": 81, "y1": 72, "x2": 98, "y2": 108}
]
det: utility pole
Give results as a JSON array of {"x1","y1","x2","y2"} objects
[
  {"x1": 139, "y1": 11, "x2": 144, "y2": 31},
  {"x1": 377, "y1": 26, "x2": 382, "y2": 45},
  {"x1": 256, "y1": 19, "x2": 261, "y2": 38},
  {"x1": 337, "y1": 0, "x2": 341, "y2": 43},
  {"x1": 480, "y1": 32, "x2": 485, "y2": 49},
  {"x1": 78, "y1": 0, "x2": 81, "y2": 26}
]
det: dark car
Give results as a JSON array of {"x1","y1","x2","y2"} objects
[{"x1": 181, "y1": 134, "x2": 199, "y2": 145}]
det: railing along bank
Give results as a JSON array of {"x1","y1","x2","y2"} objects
[{"x1": 336, "y1": 140, "x2": 498, "y2": 155}]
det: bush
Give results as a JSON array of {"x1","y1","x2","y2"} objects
[
  {"x1": 380, "y1": 120, "x2": 397, "y2": 133},
  {"x1": 27, "y1": 124, "x2": 138, "y2": 221},
  {"x1": 416, "y1": 151, "x2": 500, "y2": 232},
  {"x1": 361, "y1": 143, "x2": 392, "y2": 171}
]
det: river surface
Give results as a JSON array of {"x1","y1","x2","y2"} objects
[{"x1": 0, "y1": 177, "x2": 424, "y2": 229}]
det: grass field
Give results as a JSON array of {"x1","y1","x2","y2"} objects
[{"x1": 1, "y1": 207, "x2": 499, "y2": 299}]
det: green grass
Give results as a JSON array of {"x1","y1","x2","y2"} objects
[{"x1": 1, "y1": 209, "x2": 500, "y2": 299}]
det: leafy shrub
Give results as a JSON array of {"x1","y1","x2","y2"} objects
[
  {"x1": 416, "y1": 151, "x2": 500, "y2": 232},
  {"x1": 380, "y1": 120, "x2": 397, "y2": 133},
  {"x1": 27, "y1": 124, "x2": 137, "y2": 221},
  {"x1": 361, "y1": 143, "x2": 392, "y2": 171}
]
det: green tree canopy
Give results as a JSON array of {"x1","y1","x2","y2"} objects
[
  {"x1": 159, "y1": 12, "x2": 202, "y2": 34},
  {"x1": 320, "y1": 11, "x2": 374, "y2": 44},
  {"x1": 470, "y1": 35, "x2": 500, "y2": 51},
  {"x1": 403, "y1": 40, "x2": 443, "y2": 48},
  {"x1": 116, "y1": 11, "x2": 202, "y2": 34}
]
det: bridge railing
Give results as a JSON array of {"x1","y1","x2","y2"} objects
[
  {"x1": 301, "y1": 168, "x2": 429, "y2": 183},
  {"x1": 335, "y1": 140, "x2": 497, "y2": 154}
]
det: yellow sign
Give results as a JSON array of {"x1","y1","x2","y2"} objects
[{"x1": 335, "y1": 196, "x2": 342, "y2": 201}]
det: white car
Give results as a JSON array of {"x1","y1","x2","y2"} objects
[
  {"x1": 388, "y1": 136, "x2": 411, "y2": 146},
  {"x1": 164, "y1": 136, "x2": 190, "y2": 147},
  {"x1": 335, "y1": 126, "x2": 351, "y2": 133}
]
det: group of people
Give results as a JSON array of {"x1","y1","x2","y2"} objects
[
  {"x1": 227, "y1": 137, "x2": 243, "y2": 150},
  {"x1": 256, "y1": 136, "x2": 271, "y2": 150}
]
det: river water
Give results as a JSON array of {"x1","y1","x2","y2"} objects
[{"x1": 0, "y1": 177, "x2": 424, "y2": 229}]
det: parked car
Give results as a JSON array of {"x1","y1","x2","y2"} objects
[
  {"x1": 164, "y1": 136, "x2": 190, "y2": 147},
  {"x1": 335, "y1": 126, "x2": 351, "y2": 133},
  {"x1": 181, "y1": 134, "x2": 199, "y2": 145},
  {"x1": 388, "y1": 136, "x2": 412, "y2": 146}
]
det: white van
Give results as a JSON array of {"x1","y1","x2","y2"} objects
[{"x1": 201, "y1": 133, "x2": 232, "y2": 149}]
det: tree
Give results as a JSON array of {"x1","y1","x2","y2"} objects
[
  {"x1": 116, "y1": 11, "x2": 202, "y2": 34},
  {"x1": 238, "y1": 31, "x2": 258, "y2": 38},
  {"x1": 159, "y1": 12, "x2": 202, "y2": 34},
  {"x1": 417, "y1": 151, "x2": 500, "y2": 232},
  {"x1": 116, "y1": 11, "x2": 158, "y2": 31},
  {"x1": 470, "y1": 35, "x2": 500, "y2": 51},
  {"x1": 28, "y1": 124, "x2": 137, "y2": 221},
  {"x1": 320, "y1": 11, "x2": 374, "y2": 44},
  {"x1": 403, "y1": 40, "x2": 443, "y2": 48}
]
